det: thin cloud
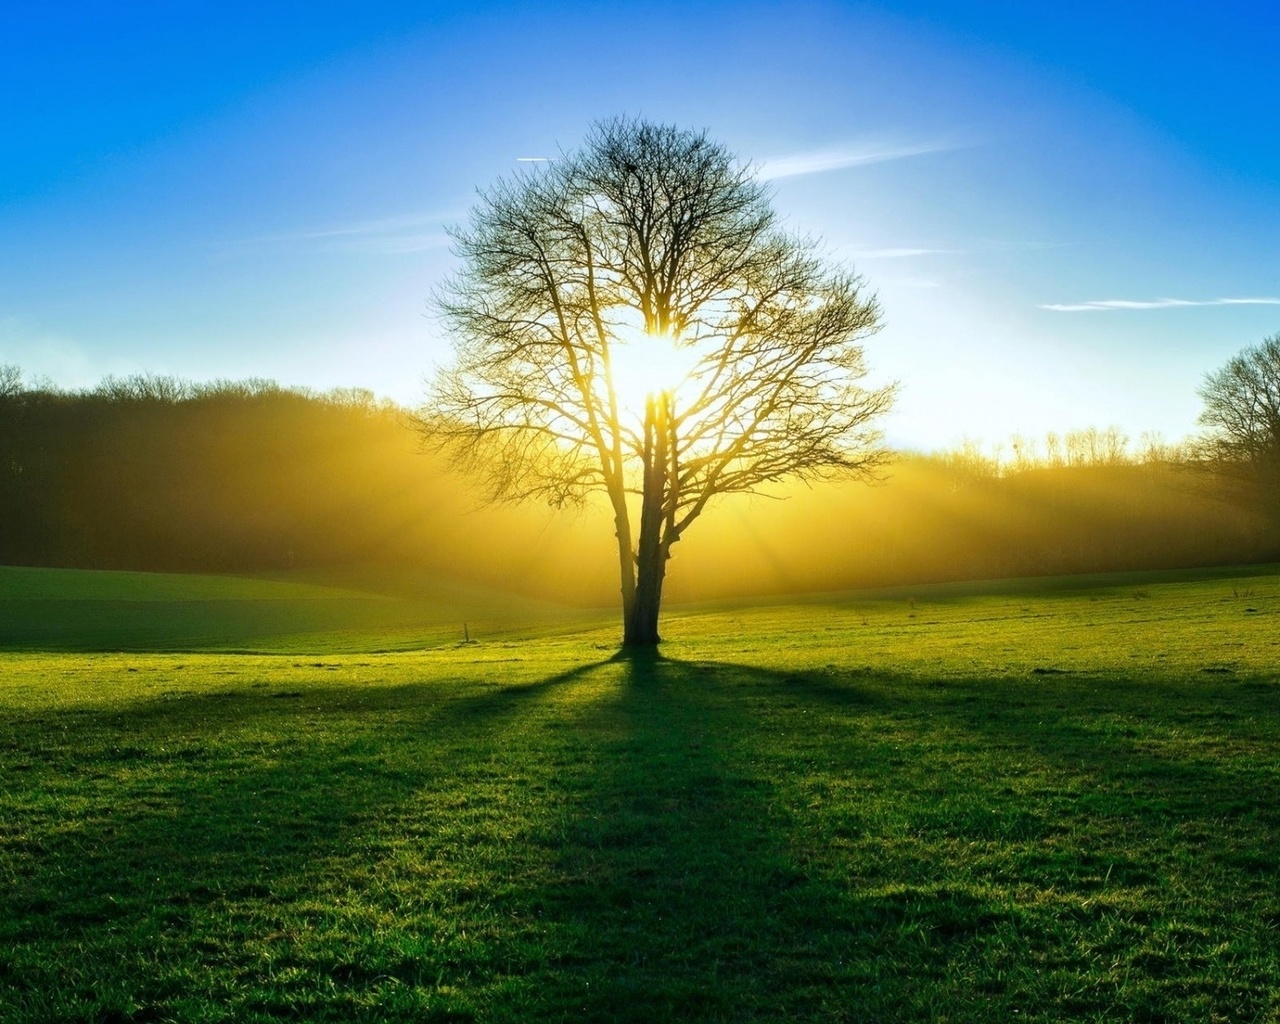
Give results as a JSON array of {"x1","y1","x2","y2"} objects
[
  {"x1": 228, "y1": 212, "x2": 456, "y2": 255},
  {"x1": 838, "y1": 238, "x2": 1062, "y2": 262},
  {"x1": 758, "y1": 141, "x2": 953, "y2": 180},
  {"x1": 883, "y1": 277, "x2": 942, "y2": 289},
  {"x1": 323, "y1": 232, "x2": 450, "y2": 254},
  {"x1": 1042, "y1": 297, "x2": 1280, "y2": 312},
  {"x1": 847, "y1": 247, "x2": 963, "y2": 259}
]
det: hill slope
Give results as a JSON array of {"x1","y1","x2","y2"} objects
[{"x1": 0, "y1": 565, "x2": 602, "y2": 653}]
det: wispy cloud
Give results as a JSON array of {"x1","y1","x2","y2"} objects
[
  {"x1": 883, "y1": 277, "x2": 942, "y2": 289},
  {"x1": 758, "y1": 141, "x2": 954, "y2": 181},
  {"x1": 228, "y1": 211, "x2": 455, "y2": 255},
  {"x1": 1042, "y1": 297, "x2": 1280, "y2": 312},
  {"x1": 846, "y1": 246, "x2": 963, "y2": 259}
]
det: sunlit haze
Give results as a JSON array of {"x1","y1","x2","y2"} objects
[{"x1": 3, "y1": 1, "x2": 1278, "y2": 451}]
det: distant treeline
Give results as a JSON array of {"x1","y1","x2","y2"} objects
[
  {"x1": 0, "y1": 373, "x2": 600, "y2": 593},
  {"x1": 1, "y1": 374, "x2": 428, "y2": 572},
  {"x1": 0, "y1": 369, "x2": 1273, "y2": 602},
  {"x1": 673, "y1": 457, "x2": 1270, "y2": 602}
]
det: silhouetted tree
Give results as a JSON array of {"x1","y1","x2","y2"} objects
[
  {"x1": 420, "y1": 118, "x2": 894, "y2": 645},
  {"x1": 0, "y1": 364, "x2": 21, "y2": 399},
  {"x1": 1197, "y1": 334, "x2": 1280, "y2": 538}
]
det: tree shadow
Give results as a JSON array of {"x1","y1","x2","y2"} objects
[
  {"x1": 606, "y1": 643, "x2": 667, "y2": 682},
  {"x1": 3, "y1": 655, "x2": 1276, "y2": 1022},
  {"x1": 0, "y1": 660, "x2": 613, "y2": 1021},
  {"x1": 487, "y1": 655, "x2": 946, "y2": 1020},
  {"x1": 492, "y1": 656, "x2": 1280, "y2": 1021},
  {"x1": 918, "y1": 670, "x2": 1280, "y2": 843}
]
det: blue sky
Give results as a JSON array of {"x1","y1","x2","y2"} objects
[{"x1": 2, "y1": 1, "x2": 1278, "y2": 450}]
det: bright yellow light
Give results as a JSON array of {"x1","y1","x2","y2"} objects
[{"x1": 604, "y1": 317, "x2": 700, "y2": 423}]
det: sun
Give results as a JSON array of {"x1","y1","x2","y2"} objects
[{"x1": 603, "y1": 315, "x2": 701, "y2": 425}]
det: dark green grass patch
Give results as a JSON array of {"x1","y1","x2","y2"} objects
[{"x1": 0, "y1": 565, "x2": 598, "y2": 652}]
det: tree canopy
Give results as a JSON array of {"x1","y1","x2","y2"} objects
[
  {"x1": 1197, "y1": 334, "x2": 1280, "y2": 535},
  {"x1": 420, "y1": 118, "x2": 895, "y2": 645},
  {"x1": 1198, "y1": 335, "x2": 1280, "y2": 465}
]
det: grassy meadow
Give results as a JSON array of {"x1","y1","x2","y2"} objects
[
  {"x1": 2, "y1": 563, "x2": 1279, "y2": 1021},
  {"x1": 0, "y1": 565, "x2": 599, "y2": 654}
]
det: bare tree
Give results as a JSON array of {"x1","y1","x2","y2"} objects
[
  {"x1": 1008, "y1": 432, "x2": 1038, "y2": 473},
  {"x1": 419, "y1": 118, "x2": 894, "y2": 646},
  {"x1": 0, "y1": 364, "x2": 21, "y2": 400},
  {"x1": 1064, "y1": 429, "x2": 1088, "y2": 467},
  {"x1": 94, "y1": 373, "x2": 194, "y2": 404},
  {"x1": 1044, "y1": 431, "x2": 1064, "y2": 468},
  {"x1": 1099, "y1": 426, "x2": 1130, "y2": 466},
  {"x1": 1197, "y1": 334, "x2": 1280, "y2": 521},
  {"x1": 941, "y1": 438, "x2": 1000, "y2": 486}
]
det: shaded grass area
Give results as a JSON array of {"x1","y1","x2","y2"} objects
[
  {"x1": 3, "y1": 608, "x2": 1280, "y2": 1021},
  {"x1": 0, "y1": 565, "x2": 600, "y2": 652}
]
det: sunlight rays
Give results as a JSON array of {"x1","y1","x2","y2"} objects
[{"x1": 601, "y1": 316, "x2": 703, "y2": 430}]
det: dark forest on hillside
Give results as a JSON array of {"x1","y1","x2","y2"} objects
[{"x1": 0, "y1": 374, "x2": 1273, "y2": 602}]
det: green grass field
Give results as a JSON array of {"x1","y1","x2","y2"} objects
[
  {"x1": 0, "y1": 564, "x2": 600, "y2": 653},
  {"x1": 2, "y1": 564, "x2": 1279, "y2": 1022}
]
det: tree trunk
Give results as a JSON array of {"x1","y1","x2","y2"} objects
[
  {"x1": 613, "y1": 509, "x2": 637, "y2": 628},
  {"x1": 627, "y1": 546, "x2": 665, "y2": 644},
  {"x1": 624, "y1": 394, "x2": 670, "y2": 646}
]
